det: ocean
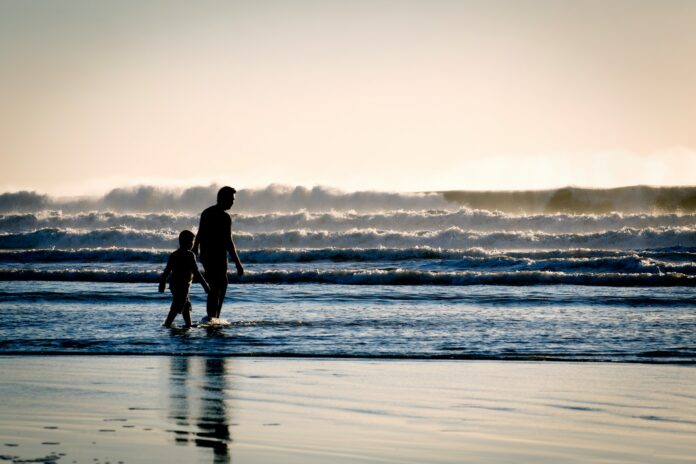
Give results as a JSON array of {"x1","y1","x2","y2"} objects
[{"x1": 1, "y1": 185, "x2": 695, "y2": 362}]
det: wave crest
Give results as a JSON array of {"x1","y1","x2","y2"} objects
[
  {"x1": 4, "y1": 209, "x2": 696, "y2": 234},
  {"x1": 5, "y1": 184, "x2": 696, "y2": 214},
  {"x1": 1, "y1": 268, "x2": 693, "y2": 287}
]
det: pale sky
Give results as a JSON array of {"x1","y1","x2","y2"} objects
[{"x1": 2, "y1": 0, "x2": 696, "y2": 195}]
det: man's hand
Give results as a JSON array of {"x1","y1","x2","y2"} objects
[
  {"x1": 236, "y1": 264, "x2": 244, "y2": 277},
  {"x1": 158, "y1": 281, "x2": 166, "y2": 293}
]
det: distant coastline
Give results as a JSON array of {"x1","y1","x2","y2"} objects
[
  {"x1": 440, "y1": 185, "x2": 696, "y2": 214},
  {"x1": 3, "y1": 184, "x2": 696, "y2": 214}
]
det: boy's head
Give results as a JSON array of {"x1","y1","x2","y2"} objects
[{"x1": 178, "y1": 230, "x2": 195, "y2": 250}]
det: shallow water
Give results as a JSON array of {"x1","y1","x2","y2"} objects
[
  {"x1": 1, "y1": 204, "x2": 695, "y2": 362},
  {"x1": 0, "y1": 281, "x2": 694, "y2": 362}
]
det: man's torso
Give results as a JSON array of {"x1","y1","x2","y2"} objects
[{"x1": 198, "y1": 205, "x2": 232, "y2": 268}]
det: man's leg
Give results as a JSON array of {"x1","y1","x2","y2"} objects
[
  {"x1": 206, "y1": 281, "x2": 219, "y2": 319},
  {"x1": 204, "y1": 264, "x2": 229, "y2": 319},
  {"x1": 214, "y1": 280, "x2": 228, "y2": 318}
]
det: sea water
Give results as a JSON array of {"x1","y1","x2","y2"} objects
[{"x1": 0, "y1": 186, "x2": 695, "y2": 362}]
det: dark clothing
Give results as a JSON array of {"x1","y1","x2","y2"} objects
[
  {"x1": 204, "y1": 271, "x2": 228, "y2": 319},
  {"x1": 196, "y1": 205, "x2": 233, "y2": 269},
  {"x1": 170, "y1": 288, "x2": 192, "y2": 314},
  {"x1": 194, "y1": 202, "x2": 242, "y2": 319},
  {"x1": 161, "y1": 246, "x2": 206, "y2": 327},
  {"x1": 164, "y1": 248, "x2": 200, "y2": 291},
  {"x1": 202, "y1": 259, "x2": 229, "y2": 316},
  {"x1": 203, "y1": 263, "x2": 229, "y2": 286}
]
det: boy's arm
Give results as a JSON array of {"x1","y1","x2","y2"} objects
[
  {"x1": 189, "y1": 252, "x2": 210, "y2": 293},
  {"x1": 159, "y1": 258, "x2": 172, "y2": 293},
  {"x1": 193, "y1": 267, "x2": 210, "y2": 293}
]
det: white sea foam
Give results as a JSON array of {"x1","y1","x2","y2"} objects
[
  {"x1": 4, "y1": 184, "x2": 696, "y2": 214},
  {"x1": 3, "y1": 209, "x2": 696, "y2": 235},
  {"x1": 0, "y1": 268, "x2": 692, "y2": 286},
  {"x1": 1, "y1": 248, "x2": 694, "y2": 275},
  {"x1": 0, "y1": 185, "x2": 452, "y2": 214},
  {"x1": 3, "y1": 226, "x2": 696, "y2": 250}
]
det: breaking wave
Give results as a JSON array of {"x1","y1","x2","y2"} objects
[
  {"x1": 4, "y1": 184, "x2": 696, "y2": 214},
  {"x1": 0, "y1": 228, "x2": 177, "y2": 249},
  {"x1": 0, "y1": 268, "x2": 693, "y2": 286},
  {"x1": 3, "y1": 226, "x2": 696, "y2": 250},
  {"x1": 0, "y1": 185, "x2": 450, "y2": 214},
  {"x1": 1, "y1": 247, "x2": 695, "y2": 273},
  {"x1": 3, "y1": 209, "x2": 696, "y2": 234}
]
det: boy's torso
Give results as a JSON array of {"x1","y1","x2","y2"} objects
[{"x1": 168, "y1": 248, "x2": 197, "y2": 289}]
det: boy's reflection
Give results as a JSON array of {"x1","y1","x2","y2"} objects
[{"x1": 168, "y1": 357, "x2": 232, "y2": 463}]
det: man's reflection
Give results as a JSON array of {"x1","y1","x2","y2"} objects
[{"x1": 168, "y1": 357, "x2": 232, "y2": 463}]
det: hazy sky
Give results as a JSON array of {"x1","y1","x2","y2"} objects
[{"x1": 2, "y1": 0, "x2": 696, "y2": 195}]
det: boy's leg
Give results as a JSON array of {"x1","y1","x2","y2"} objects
[
  {"x1": 164, "y1": 290, "x2": 187, "y2": 327},
  {"x1": 182, "y1": 296, "x2": 193, "y2": 327},
  {"x1": 163, "y1": 307, "x2": 178, "y2": 328}
]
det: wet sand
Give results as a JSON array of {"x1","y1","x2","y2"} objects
[{"x1": 0, "y1": 356, "x2": 695, "y2": 463}]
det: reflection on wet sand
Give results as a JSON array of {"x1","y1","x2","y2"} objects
[{"x1": 168, "y1": 357, "x2": 232, "y2": 463}]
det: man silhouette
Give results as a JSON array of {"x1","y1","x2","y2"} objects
[{"x1": 192, "y1": 186, "x2": 244, "y2": 319}]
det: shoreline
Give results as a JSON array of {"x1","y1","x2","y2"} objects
[
  {"x1": 2, "y1": 353, "x2": 694, "y2": 365},
  {"x1": 1, "y1": 356, "x2": 695, "y2": 463}
]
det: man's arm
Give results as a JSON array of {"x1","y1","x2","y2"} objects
[
  {"x1": 228, "y1": 237, "x2": 244, "y2": 277},
  {"x1": 224, "y1": 213, "x2": 244, "y2": 276},
  {"x1": 192, "y1": 212, "x2": 204, "y2": 256},
  {"x1": 192, "y1": 235, "x2": 200, "y2": 256}
]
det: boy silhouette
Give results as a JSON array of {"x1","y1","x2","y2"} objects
[
  {"x1": 193, "y1": 186, "x2": 244, "y2": 320},
  {"x1": 159, "y1": 230, "x2": 210, "y2": 328}
]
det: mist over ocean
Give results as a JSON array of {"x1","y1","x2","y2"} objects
[{"x1": 1, "y1": 184, "x2": 695, "y2": 362}]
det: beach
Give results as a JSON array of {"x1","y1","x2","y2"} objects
[
  {"x1": 1, "y1": 356, "x2": 695, "y2": 463},
  {"x1": 2, "y1": 189, "x2": 696, "y2": 464},
  {"x1": 4, "y1": 0, "x2": 696, "y2": 461}
]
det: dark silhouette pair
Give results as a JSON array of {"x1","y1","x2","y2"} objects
[{"x1": 159, "y1": 186, "x2": 244, "y2": 327}]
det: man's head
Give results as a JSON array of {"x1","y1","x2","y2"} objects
[
  {"x1": 179, "y1": 230, "x2": 195, "y2": 250},
  {"x1": 216, "y1": 186, "x2": 237, "y2": 210}
]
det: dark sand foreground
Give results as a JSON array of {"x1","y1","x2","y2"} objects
[{"x1": 0, "y1": 356, "x2": 694, "y2": 463}]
